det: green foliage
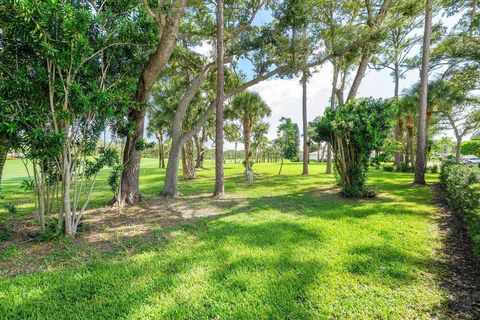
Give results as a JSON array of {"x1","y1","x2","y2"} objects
[
  {"x1": 383, "y1": 165, "x2": 395, "y2": 172},
  {"x1": 427, "y1": 164, "x2": 439, "y2": 174},
  {"x1": 440, "y1": 163, "x2": 480, "y2": 255},
  {"x1": 400, "y1": 162, "x2": 413, "y2": 173},
  {"x1": 314, "y1": 98, "x2": 397, "y2": 197},
  {"x1": 462, "y1": 140, "x2": 480, "y2": 157},
  {"x1": 276, "y1": 117, "x2": 300, "y2": 161}
]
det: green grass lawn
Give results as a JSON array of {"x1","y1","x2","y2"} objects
[{"x1": 0, "y1": 159, "x2": 445, "y2": 319}]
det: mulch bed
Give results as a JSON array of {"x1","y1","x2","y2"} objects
[{"x1": 433, "y1": 184, "x2": 480, "y2": 319}]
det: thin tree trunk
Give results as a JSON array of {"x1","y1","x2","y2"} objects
[
  {"x1": 414, "y1": 0, "x2": 433, "y2": 185},
  {"x1": 181, "y1": 145, "x2": 187, "y2": 179},
  {"x1": 243, "y1": 119, "x2": 252, "y2": 171},
  {"x1": 278, "y1": 157, "x2": 284, "y2": 175},
  {"x1": 302, "y1": 71, "x2": 309, "y2": 175},
  {"x1": 213, "y1": 0, "x2": 225, "y2": 197},
  {"x1": 234, "y1": 141, "x2": 237, "y2": 163},
  {"x1": 194, "y1": 133, "x2": 203, "y2": 168},
  {"x1": 156, "y1": 130, "x2": 164, "y2": 169}
]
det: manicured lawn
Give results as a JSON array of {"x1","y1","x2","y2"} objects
[{"x1": 0, "y1": 159, "x2": 445, "y2": 319}]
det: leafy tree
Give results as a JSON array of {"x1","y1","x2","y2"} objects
[
  {"x1": 276, "y1": 117, "x2": 300, "y2": 175},
  {"x1": 462, "y1": 140, "x2": 480, "y2": 157},
  {"x1": 1, "y1": 1, "x2": 144, "y2": 235},
  {"x1": 225, "y1": 91, "x2": 271, "y2": 172},
  {"x1": 314, "y1": 98, "x2": 397, "y2": 197}
]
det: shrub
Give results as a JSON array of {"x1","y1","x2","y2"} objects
[
  {"x1": 400, "y1": 162, "x2": 412, "y2": 173},
  {"x1": 313, "y1": 98, "x2": 397, "y2": 197},
  {"x1": 440, "y1": 162, "x2": 480, "y2": 255},
  {"x1": 383, "y1": 165, "x2": 395, "y2": 172},
  {"x1": 427, "y1": 164, "x2": 438, "y2": 174}
]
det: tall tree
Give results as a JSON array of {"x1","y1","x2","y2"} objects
[
  {"x1": 302, "y1": 71, "x2": 309, "y2": 175},
  {"x1": 213, "y1": 0, "x2": 225, "y2": 198},
  {"x1": 414, "y1": 0, "x2": 433, "y2": 185},
  {"x1": 120, "y1": 0, "x2": 186, "y2": 205}
]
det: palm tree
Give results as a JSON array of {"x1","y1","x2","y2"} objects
[
  {"x1": 414, "y1": 0, "x2": 433, "y2": 185},
  {"x1": 226, "y1": 91, "x2": 271, "y2": 172}
]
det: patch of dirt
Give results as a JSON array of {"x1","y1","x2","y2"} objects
[
  {"x1": 433, "y1": 184, "x2": 480, "y2": 319},
  {"x1": 0, "y1": 195, "x2": 238, "y2": 276}
]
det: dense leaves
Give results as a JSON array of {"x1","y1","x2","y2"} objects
[{"x1": 314, "y1": 98, "x2": 397, "y2": 196}]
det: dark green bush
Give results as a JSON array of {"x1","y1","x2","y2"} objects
[
  {"x1": 427, "y1": 164, "x2": 438, "y2": 174},
  {"x1": 400, "y1": 162, "x2": 412, "y2": 172},
  {"x1": 440, "y1": 163, "x2": 480, "y2": 255},
  {"x1": 383, "y1": 165, "x2": 395, "y2": 172}
]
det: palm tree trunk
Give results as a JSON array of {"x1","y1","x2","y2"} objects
[
  {"x1": 414, "y1": 0, "x2": 432, "y2": 185},
  {"x1": 213, "y1": 0, "x2": 225, "y2": 197},
  {"x1": 302, "y1": 71, "x2": 309, "y2": 175}
]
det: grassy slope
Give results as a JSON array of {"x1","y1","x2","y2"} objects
[{"x1": 0, "y1": 159, "x2": 444, "y2": 319}]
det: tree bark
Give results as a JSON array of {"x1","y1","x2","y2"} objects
[
  {"x1": 162, "y1": 141, "x2": 183, "y2": 197},
  {"x1": 185, "y1": 137, "x2": 197, "y2": 179},
  {"x1": 414, "y1": 0, "x2": 433, "y2": 185},
  {"x1": 213, "y1": 0, "x2": 225, "y2": 197},
  {"x1": 243, "y1": 118, "x2": 252, "y2": 171},
  {"x1": 347, "y1": 48, "x2": 372, "y2": 102},
  {"x1": 119, "y1": 0, "x2": 185, "y2": 204},
  {"x1": 302, "y1": 71, "x2": 309, "y2": 175},
  {"x1": 181, "y1": 145, "x2": 187, "y2": 179},
  {"x1": 194, "y1": 133, "x2": 204, "y2": 169}
]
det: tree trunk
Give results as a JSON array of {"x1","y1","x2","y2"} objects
[
  {"x1": 181, "y1": 145, "x2": 187, "y2": 179},
  {"x1": 213, "y1": 0, "x2": 225, "y2": 197},
  {"x1": 406, "y1": 117, "x2": 414, "y2": 169},
  {"x1": 414, "y1": 0, "x2": 432, "y2": 185},
  {"x1": 162, "y1": 140, "x2": 183, "y2": 197},
  {"x1": 302, "y1": 71, "x2": 309, "y2": 175},
  {"x1": 394, "y1": 118, "x2": 403, "y2": 171},
  {"x1": 326, "y1": 145, "x2": 332, "y2": 174},
  {"x1": 347, "y1": 48, "x2": 372, "y2": 102},
  {"x1": 243, "y1": 119, "x2": 252, "y2": 171},
  {"x1": 156, "y1": 130, "x2": 165, "y2": 169},
  {"x1": 234, "y1": 141, "x2": 237, "y2": 163},
  {"x1": 119, "y1": 1, "x2": 185, "y2": 205},
  {"x1": 194, "y1": 133, "x2": 204, "y2": 169},
  {"x1": 0, "y1": 135, "x2": 7, "y2": 185},
  {"x1": 455, "y1": 138, "x2": 462, "y2": 163},
  {"x1": 278, "y1": 157, "x2": 284, "y2": 175},
  {"x1": 185, "y1": 138, "x2": 197, "y2": 179}
]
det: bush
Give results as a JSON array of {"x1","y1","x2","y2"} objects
[
  {"x1": 383, "y1": 165, "x2": 395, "y2": 172},
  {"x1": 313, "y1": 98, "x2": 397, "y2": 197},
  {"x1": 400, "y1": 162, "x2": 412, "y2": 172},
  {"x1": 440, "y1": 163, "x2": 480, "y2": 255},
  {"x1": 427, "y1": 164, "x2": 438, "y2": 174}
]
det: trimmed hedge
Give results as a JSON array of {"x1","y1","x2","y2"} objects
[{"x1": 440, "y1": 162, "x2": 480, "y2": 255}]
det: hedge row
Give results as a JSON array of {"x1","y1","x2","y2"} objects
[{"x1": 440, "y1": 163, "x2": 480, "y2": 255}]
